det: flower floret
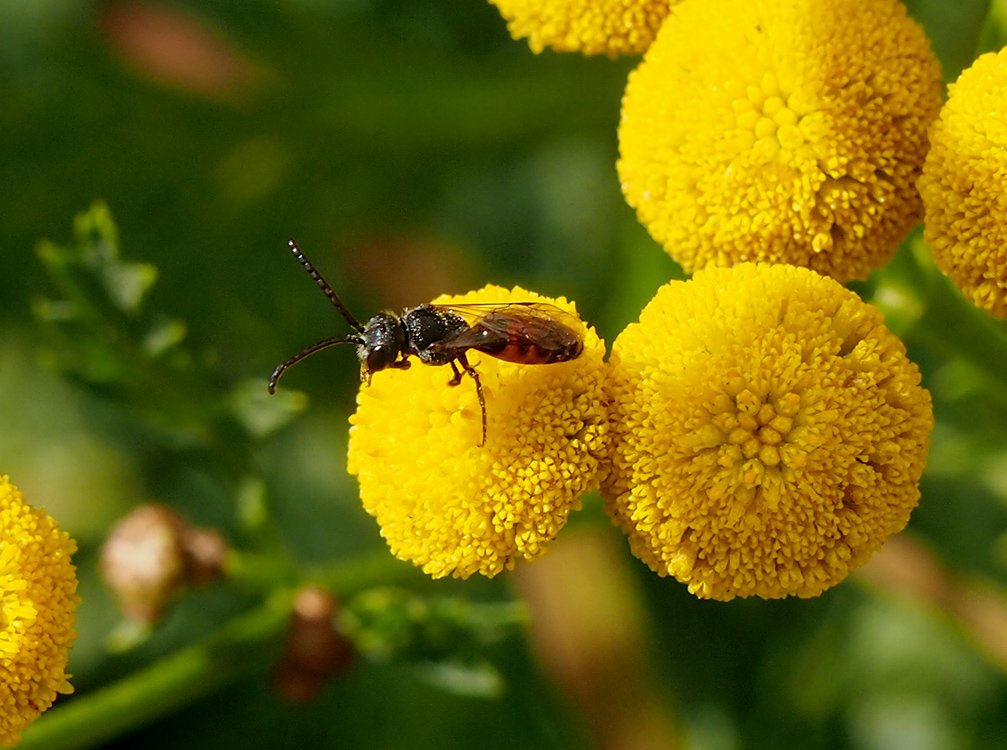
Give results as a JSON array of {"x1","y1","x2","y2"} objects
[
  {"x1": 488, "y1": 0, "x2": 674, "y2": 57},
  {"x1": 602, "y1": 264, "x2": 933, "y2": 600},
  {"x1": 1, "y1": 475, "x2": 79, "y2": 747},
  {"x1": 919, "y1": 46, "x2": 1007, "y2": 317},
  {"x1": 617, "y1": 0, "x2": 942, "y2": 280}
]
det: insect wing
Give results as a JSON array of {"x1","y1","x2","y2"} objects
[
  {"x1": 431, "y1": 302, "x2": 584, "y2": 361},
  {"x1": 438, "y1": 302, "x2": 581, "y2": 332}
]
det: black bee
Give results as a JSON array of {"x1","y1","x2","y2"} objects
[{"x1": 268, "y1": 240, "x2": 584, "y2": 444}]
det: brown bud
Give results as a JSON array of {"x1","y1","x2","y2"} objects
[
  {"x1": 273, "y1": 586, "x2": 355, "y2": 702},
  {"x1": 100, "y1": 504, "x2": 230, "y2": 624}
]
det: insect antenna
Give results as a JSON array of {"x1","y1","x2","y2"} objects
[
  {"x1": 268, "y1": 335, "x2": 364, "y2": 394},
  {"x1": 286, "y1": 239, "x2": 364, "y2": 332}
]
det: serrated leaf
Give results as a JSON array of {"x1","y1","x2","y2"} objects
[{"x1": 104, "y1": 260, "x2": 159, "y2": 315}]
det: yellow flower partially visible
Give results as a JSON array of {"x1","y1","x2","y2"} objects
[
  {"x1": 602, "y1": 264, "x2": 933, "y2": 601},
  {"x1": 919, "y1": 47, "x2": 1007, "y2": 318},
  {"x1": 348, "y1": 286, "x2": 608, "y2": 579},
  {"x1": 487, "y1": 0, "x2": 674, "y2": 57},
  {"x1": 618, "y1": 0, "x2": 942, "y2": 281},
  {"x1": 1, "y1": 475, "x2": 79, "y2": 747}
]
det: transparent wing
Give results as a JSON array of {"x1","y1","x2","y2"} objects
[
  {"x1": 430, "y1": 302, "x2": 583, "y2": 354},
  {"x1": 434, "y1": 302, "x2": 582, "y2": 332}
]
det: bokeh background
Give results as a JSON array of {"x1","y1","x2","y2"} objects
[{"x1": 4, "y1": 1, "x2": 1007, "y2": 748}]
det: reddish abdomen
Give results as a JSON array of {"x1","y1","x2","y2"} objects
[{"x1": 477, "y1": 333, "x2": 583, "y2": 365}]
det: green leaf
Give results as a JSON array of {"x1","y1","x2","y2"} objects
[
  {"x1": 340, "y1": 587, "x2": 526, "y2": 674},
  {"x1": 906, "y1": 0, "x2": 991, "y2": 79}
]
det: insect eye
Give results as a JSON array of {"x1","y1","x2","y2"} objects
[
  {"x1": 366, "y1": 344, "x2": 399, "y2": 372},
  {"x1": 359, "y1": 313, "x2": 406, "y2": 374}
]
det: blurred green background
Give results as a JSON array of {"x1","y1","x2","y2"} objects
[{"x1": 5, "y1": 1, "x2": 1007, "y2": 748}]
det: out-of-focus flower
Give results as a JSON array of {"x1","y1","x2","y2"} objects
[
  {"x1": 0, "y1": 475, "x2": 79, "y2": 747},
  {"x1": 100, "y1": 3, "x2": 254, "y2": 99},
  {"x1": 602, "y1": 264, "x2": 933, "y2": 600},
  {"x1": 618, "y1": 0, "x2": 942, "y2": 280},
  {"x1": 919, "y1": 46, "x2": 1007, "y2": 317},
  {"x1": 347, "y1": 285, "x2": 608, "y2": 579},
  {"x1": 487, "y1": 0, "x2": 675, "y2": 57},
  {"x1": 101, "y1": 504, "x2": 228, "y2": 624}
]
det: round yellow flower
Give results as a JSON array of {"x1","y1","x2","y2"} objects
[
  {"x1": 919, "y1": 47, "x2": 1007, "y2": 317},
  {"x1": 1, "y1": 475, "x2": 79, "y2": 747},
  {"x1": 617, "y1": 0, "x2": 943, "y2": 281},
  {"x1": 347, "y1": 286, "x2": 608, "y2": 579},
  {"x1": 602, "y1": 264, "x2": 933, "y2": 600},
  {"x1": 488, "y1": 0, "x2": 674, "y2": 57}
]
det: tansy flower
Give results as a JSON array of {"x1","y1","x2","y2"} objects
[
  {"x1": 347, "y1": 285, "x2": 608, "y2": 579},
  {"x1": 601, "y1": 264, "x2": 933, "y2": 601},
  {"x1": 487, "y1": 0, "x2": 674, "y2": 57},
  {"x1": 918, "y1": 47, "x2": 1007, "y2": 318},
  {"x1": 617, "y1": 0, "x2": 943, "y2": 281},
  {"x1": 0, "y1": 475, "x2": 79, "y2": 746}
]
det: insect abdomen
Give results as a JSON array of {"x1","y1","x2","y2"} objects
[{"x1": 477, "y1": 333, "x2": 582, "y2": 365}]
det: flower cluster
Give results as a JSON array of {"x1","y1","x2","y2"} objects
[
  {"x1": 334, "y1": 1, "x2": 946, "y2": 599},
  {"x1": 347, "y1": 285, "x2": 609, "y2": 579},
  {"x1": 617, "y1": 0, "x2": 942, "y2": 281},
  {"x1": 602, "y1": 264, "x2": 933, "y2": 600},
  {"x1": 342, "y1": 266, "x2": 932, "y2": 600},
  {"x1": 486, "y1": 0, "x2": 675, "y2": 57},
  {"x1": 0, "y1": 475, "x2": 79, "y2": 747},
  {"x1": 919, "y1": 46, "x2": 1007, "y2": 318},
  {"x1": 487, "y1": 0, "x2": 945, "y2": 281}
]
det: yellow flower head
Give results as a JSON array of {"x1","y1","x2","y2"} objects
[
  {"x1": 617, "y1": 0, "x2": 942, "y2": 281},
  {"x1": 602, "y1": 264, "x2": 933, "y2": 601},
  {"x1": 0, "y1": 475, "x2": 79, "y2": 747},
  {"x1": 487, "y1": 0, "x2": 674, "y2": 57},
  {"x1": 347, "y1": 286, "x2": 608, "y2": 579},
  {"x1": 919, "y1": 47, "x2": 1007, "y2": 317}
]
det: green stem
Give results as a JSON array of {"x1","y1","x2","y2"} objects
[
  {"x1": 18, "y1": 549, "x2": 418, "y2": 749},
  {"x1": 917, "y1": 282, "x2": 1007, "y2": 388},
  {"x1": 18, "y1": 544, "x2": 418, "y2": 750},
  {"x1": 18, "y1": 591, "x2": 295, "y2": 750},
  {"x1": 982, "y1": 0, "x2": 1007, "y2": 50},
  {"x1": 225, "y1": 546, "x2": 419, "y2": 596},
  {"x1": 307, "y1": 546, "x2": 424, "y2": 595},
  {"x1": 908, "y1": 253, "x2": 1007, "y2": 408},
  {"x1": 871, "y1": 239, "x2": 1007, "y2": 408}
]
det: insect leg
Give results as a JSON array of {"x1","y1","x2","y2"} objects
[
  {"x1": 456, "y1": 353, "x2": 487, "y2": 446},
  {"x1": 447, "y1": 360, "x2": 464, "y2": 386}
]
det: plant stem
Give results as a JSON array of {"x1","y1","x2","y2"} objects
[
  {"x1": 18, "y1": 591, "x2": 294, "y2": 750},
  {"x1": 871, "y1": 239, "x2": 1007, "y2": 408},
  {"x1": 18, "y1": 546, "x2": 419, "y2": 749}
]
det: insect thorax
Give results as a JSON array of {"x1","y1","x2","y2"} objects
[{"x1": 402, "y1": 305, "x2": 469, "y2": 365}]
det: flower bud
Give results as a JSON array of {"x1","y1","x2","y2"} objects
[
  {"x1": 273, "y1": 587, "x2": 354, "y2": 702},
  {"x1": 100, "y1": 504, "x2": 228, "y2": 623}
]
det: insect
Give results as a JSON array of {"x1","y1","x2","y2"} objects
[{"x1": 268, "y1": 240, "x2": 585, "y2": 445}]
